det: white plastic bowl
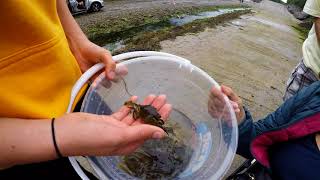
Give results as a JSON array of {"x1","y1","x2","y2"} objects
[{"x1": 80, "y1": 53, "x2": 238, "y2": 179}]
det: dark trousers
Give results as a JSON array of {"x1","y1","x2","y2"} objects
[{"x1": 0, "y1": 158, "x2": 97, "y2": 180}]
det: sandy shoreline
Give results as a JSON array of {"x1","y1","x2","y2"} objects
[{"x1": 160, "y1": 0, "x2": 302, "y2": 175}]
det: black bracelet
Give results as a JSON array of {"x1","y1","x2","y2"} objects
[{"x1": 51, "y1": 118, "x2": 64, "y2": 158}]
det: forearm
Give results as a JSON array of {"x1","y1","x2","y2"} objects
[
  {"x1": 315, "y1": 18, "x2": 320, "y2": 43},
  {"x1": 56, "y1": 0, "x2": 87, "y2": 46},
  {"x1": 0, "y1": 118, "x2": 56, "y2": 168},
  {"x1": 0, "y1": 115, "x2": 94, "y2": 168}
]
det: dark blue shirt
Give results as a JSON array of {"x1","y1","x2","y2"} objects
[{"x1": 270, "y1": 134, "x2": 320, "y2": 180}]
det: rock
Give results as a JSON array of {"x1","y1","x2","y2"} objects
[
  {"x1": 287, "y1": 4, "x2": 301, "y2": 14},
  {"x1": 294, "y1": 11, "x2": 309, "y2": 20},
  {"x1": 287, "y1": 4, "x2": 310, "y2": 20},
  {"x1": 299, "y1": 20, "x2": 313, "y2": 29}
]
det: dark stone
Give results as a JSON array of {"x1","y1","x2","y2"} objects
[{"x1": 287, "y1": 4, "x2": 310, "y2": 20}]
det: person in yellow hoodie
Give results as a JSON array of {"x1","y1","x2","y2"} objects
[{"x1": 0, "y1": 0, "x2": 171, "y2": 178}]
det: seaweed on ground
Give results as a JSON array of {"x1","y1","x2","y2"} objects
[{"x1": 86, "y1": 5, "x2": 250, "y2": 46}]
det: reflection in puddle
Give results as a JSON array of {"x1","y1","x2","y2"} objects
[{"x1": 103, "y1": 40, "x2": 125, "y2": 52}]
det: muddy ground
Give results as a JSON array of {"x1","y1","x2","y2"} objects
[
  {"x1": 161, "y1": 0, "x2": 302, "y2": 175},
  {"x1": 161, "y1": 0, "x2": 301, "y2": 119},
  {"x1": 75, "y1": 0, "x2": 303, "y2": 178},
  {"x1": 75, "y1": 0, "x2": 243, "y2": 32}
]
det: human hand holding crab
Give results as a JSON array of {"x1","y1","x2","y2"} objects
[{"x1": 54, "y1": 94, "x2": 172, "y2": 157}]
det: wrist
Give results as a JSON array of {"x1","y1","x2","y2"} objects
[
  {"x1": 54, "y1": 113, "x2": 107, "y2": 157},
  {"x1": 53, "y1": 114, "x2": 82, "y2": 157},
  {"x1": 66, "y1": 35, "x2": 89, "y2": 53},
  {"x1": 51, "y1": 118, "x2": 64, "y2": 158}
]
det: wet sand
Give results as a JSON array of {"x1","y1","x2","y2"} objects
[
  {"x1": 160, "y1": 0, "x2": 302, "y2": 175},
  {"x1": 161, "y1": 0, "x2": 301, "y2": 121}
]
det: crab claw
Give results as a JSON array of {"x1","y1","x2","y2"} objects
[{"x1": 124, "y1": 100, "x2": 133, "y2": 106}]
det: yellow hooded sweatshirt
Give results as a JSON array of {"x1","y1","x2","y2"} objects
[{"x1": 0, "y1": 1, "x2": 83, "y2": 119}]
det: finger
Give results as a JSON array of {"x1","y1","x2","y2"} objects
[
  {"x1": 229, "y1": 101, "x2": 240, "y2": 113},
  {"x1": 111, "y1": 65, "x2": 129, "y2": 83},
  {"x1": 230, "y1": 100, "x2": 239, "y2": 109},
  {"x1": 208, "y1": 97, "x2": 226, "y2": 111},
  {"x1": 209, "y1": 86, "x2": 225, "y2": 104},
  {"x1": 208, "y1": 104, "x2": 225, "y2": 113},
  {"x1": 208, "y1": 88, "x2": 225, "y2": 113},
  {"x1": 122, "y1": 124, "x2": 165, "y2": 143},
  {"x1": 208, "y1": 106, "x2": 225, "y2": 117},
  {"x1": 142, "y1": 94, "x2": 156, "y2": 105},
  {"x1": 112, "y1": 96, "x2": 138, "y2": 120},
  {"x1": 221, "y1": 85, "x2": 239, "y2": 102},
  {"x1": 208, "y1": 98, "x2": 229, "y2": 119},
  {"x1": 158, "y1": 104, "x2": 172, "y2": 121},
  {"x1": 151, "y1": 94, "x2": 167, "y2": 110},
  {"x1": 100, "y1": 49, "x2": 116, "y2": 80},
  {"x1": 115, "y1": 65, "x2": 128, "y2": 76}
]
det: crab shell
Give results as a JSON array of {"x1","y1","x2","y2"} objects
[{"x1": 140, "y1": 105, "x2": 162, "y2": 119}]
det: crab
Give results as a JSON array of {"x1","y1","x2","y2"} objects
[{"x1": 124, "y1": 100, "x2": 168, "y2": 134}]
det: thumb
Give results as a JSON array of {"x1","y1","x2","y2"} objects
[{"x1": 124, "y1": 125, "x2": 165, "y2": 143}]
